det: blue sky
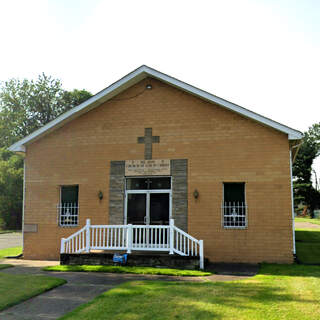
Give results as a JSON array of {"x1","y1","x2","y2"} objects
[{"x1": 0, "y1": 0, "x2": 319, "y2": 134}]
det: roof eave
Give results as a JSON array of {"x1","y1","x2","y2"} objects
[
  {"x1": 8, "y1": 65, "x2": 303, "y2": 153},
  {"x1": 8, "y1": 144, "x2": 25, "y2": 152}
]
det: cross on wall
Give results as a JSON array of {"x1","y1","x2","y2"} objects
[
  {"x1": 137, "y1": 128, "x2": 160, "y2": 160},
  {"x1": 145, "y1": 178, "x2": 153, "y2": 188}
]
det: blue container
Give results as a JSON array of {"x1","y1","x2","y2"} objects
[{"x1": 113, "y1": 253, "x2": 127, "y2": 265}]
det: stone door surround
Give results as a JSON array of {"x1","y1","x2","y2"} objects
[{"x1": 109, "y1": 159, "x2": 188, "y2": 231}]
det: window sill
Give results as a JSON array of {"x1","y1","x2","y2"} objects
[
  {"x1": 59, "y1": 225, "x2": 79, "y2": 228},
  {"x1": 223, "y1": 226, "x2": 247, "y2": 230}
]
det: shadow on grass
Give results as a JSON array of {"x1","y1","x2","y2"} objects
[
  {"x1": 295, "y1": 229, "x2": 320, "y2": 265},
  {"x1": 258, "y1": 263, "x2": 320, "y2": 278},
  {"x1": 295, "y1": 229, "x2": 320, "y2": 242},
  {"x1": 0, "y1": 264, "x2": 13, "y2": 270},
  {"x1": 296, "y1": 243, "x2": 320, "y2": 265},
  {"x1": 60, "y1": 278, "x2": 319, "y2": 320}
]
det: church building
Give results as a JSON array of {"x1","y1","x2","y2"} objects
[{"x1": 9, "y1": 66, "x2": 302, "y2": 266}]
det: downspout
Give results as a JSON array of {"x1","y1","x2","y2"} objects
[
  {"x1": 22, "y1": 159, "x2": 26, "y2": 255},
  {"x1": 289, "y1": 149, "x2": 296, "y2": 255}
]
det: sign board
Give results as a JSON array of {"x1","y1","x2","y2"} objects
[
  {"x1": 24, "y1": 224, "x2": 38, "y2": 233},
  {"x1": 125, "y1": 159, "x2": 170, "y2": 176},
  {"x1": 113, "y1": 253, "x2": 127, "y2": 264}
]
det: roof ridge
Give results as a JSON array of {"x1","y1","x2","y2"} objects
[{"x1": 9, "y1": 66, "x2": 303, "y2": 152}]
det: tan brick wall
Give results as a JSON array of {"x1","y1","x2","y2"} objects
[{"x1": 23, "y1": 77, "x2": 293, "y2": 263}]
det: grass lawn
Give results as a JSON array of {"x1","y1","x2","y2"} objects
[
  {"x1": 0, "y1": 272, "x2": 66, "y2": 311},
  {"x1": 59, "y1": 264, "x2": 320, "y2": 320},
  {"x1": 295, "y1": 227, "x2": 320, "y2": 264},
  {"x1": 295, "y1": 228, "x2": 320, "y2": 242},
  {"x1": 44, "y1": 265, "x2": 212, "y2": 277},
  {"x1": 296, "y1": 242, "x2": 320, "y2": 264},
  {"x1": 0, "y1": 246, "x2": 22, "y2": 259},
  {"x1": 295, "y1": 217, "x2": 320, "y2": 225},
  {"x1": 0, "y1": 264, "x2": 13, "y2": 270},
  {"x1": 0, "y1": 230, "x2": 21, "y2": 234}
]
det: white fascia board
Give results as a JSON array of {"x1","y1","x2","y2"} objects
[
  {"x1": 8, "y1": 65, "x2": 303, "y2": 153},
  {"x1": 8, "y1": 67, "x2": 148, "y2": 152}
]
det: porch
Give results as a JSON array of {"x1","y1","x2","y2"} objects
[{"x1": 60, "y1": 219, "x2": 204, "y2": 269}]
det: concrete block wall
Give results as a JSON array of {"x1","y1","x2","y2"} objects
[{"x1": 23, "y1": 77, "x2": 293, "y2": 263}]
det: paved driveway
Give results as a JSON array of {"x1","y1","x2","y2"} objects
[{"x1": 0, "y1": 232, "x2": 22, "y2": 250}]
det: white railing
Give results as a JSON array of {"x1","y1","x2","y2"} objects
[
  {"x1": 61, "y1": 219, "x2": 204, "y2": 269},
  {"x1": 61, "y1": 225, "x2": 86, "y2": 254}
]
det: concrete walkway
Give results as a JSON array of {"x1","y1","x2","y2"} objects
[
  {"x1": 295, "y1": 221, "x2": 320, "y2": 229},
  {"x1": 0, "y1": 232, "x2": 22, "y2": 250},
  {"x1": 0, "y1": 259, "x2": 258, "y2": 320}
]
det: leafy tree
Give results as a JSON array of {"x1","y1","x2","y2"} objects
[
  {"x1": 0, "y1": 74, "x2": 92, "y2": 229},
  {"x1": 293, "y1": 123, "x2": 320, "y2": 217},
  {"x1": 0, "y1": 74, "x2": 92, "y2": 147},
  {"x1": 0, "y1": 148, "x2": 23, "y2": 229}
]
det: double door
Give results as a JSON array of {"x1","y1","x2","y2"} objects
[
  {"x1": 125, "y1": 177, "x2": 171, "y2": 226},
  {"x1": 126, "y1": 191, "x2": 171, "y2": 225},
  {"x1": 126, "y1": 190, "x2": 171, "y2": 225}
]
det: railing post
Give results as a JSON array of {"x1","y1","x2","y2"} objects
[
  {"x1": 169, "y1": 219, "x2": 174, "y2": 254},
  {"x1": 60, "y1": 238, "x2": 65, "y2": 254},
  {"x1": 199, "y1": 240, "x2": 204, "y2": 270},
  {"x1": 127, "y1": 224, "x2": 132, "y2": 254},
  {"x1": 85, "y1": 218, "x2": 91, "y2": 253}
]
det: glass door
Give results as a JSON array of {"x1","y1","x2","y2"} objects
[
  {"x1": 149, "y1": 193, "x2": 169, "y2": 225},
  {"x1": 127, "y1": 193, "x2": 147, "y2": 225},
  {"x1": 125, "y1": 177, "x2": 171, "y2": 225}
]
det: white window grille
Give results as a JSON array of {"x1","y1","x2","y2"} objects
[
  {"x1": 221, "y1": 202, "x2": 247, "y2": 228},
  {"x1": 58, "y1": 202, "x2": 79, "y2": 227}
]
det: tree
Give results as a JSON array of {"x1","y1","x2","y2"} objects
[
  {"x1": 293, "y1": 123, "x2": 320, "y2": 217},
  {"x1": 0, "y1": 148, "x2": 23, "y2": 229},
  {"x1": 0, "y1": 74, "x2": 92, "y2": 229},
  {"x1": 0, "y1": 74, "x2": 92, "y2": 147}
]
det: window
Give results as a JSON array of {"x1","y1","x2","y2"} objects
[
  {"x1": 126, "y1": 177, "x2": 171, "y2": 190},
  {"x1": 222, "y1": 183, "x2": 247, "y2": 228},
  {"x1": 58, "y1": 185, "x2": 79, "y2": 226}
]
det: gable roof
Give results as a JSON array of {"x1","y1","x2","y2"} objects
[{"x1": 9, "y1": 65, "x2": 303, "y2": 152}]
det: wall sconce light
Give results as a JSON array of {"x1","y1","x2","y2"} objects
[
  {"x1": 146, "y1": 84, "x2": 152, "y2": 90},
  {"x1": 98, "y1": 191, "x2": 103, "y2": 200},
  {"x1": 193, "y1": 189, "x2": 199, "y2": 199}
]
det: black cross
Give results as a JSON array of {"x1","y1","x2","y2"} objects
[{"x1": 137, "y1": 128, "x2": 160, "y2": 160}]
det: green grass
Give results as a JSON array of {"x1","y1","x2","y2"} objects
[
  {"x1": 59, "y1": 264, "x2": 320, "y2": 320},
  {"x1": 0, "y1": 230, "x2": 21, "y2": 234},
  {"x1": 44, "y1": 265, "x2": 212, "y2": 277},
  {"x1": 0, "y1": 246, "x2": 22, "y2": 259},
  {"x1": 295, "y1": 217, "x2": 320, "y2": 225},
  {"x1": 0, "y1": 273, "x2": 66, "y2": 311},
  {"x1": 296, "y1": 242, "x2": 320, "y2": 264},
  {"x1": 295, "y1": 229, "x2": 320, "y2": 242},
  {"x1": 0, "y1": 264, "x2": 13, "y2": 270},
  {"x1": 295, "y1": 227, "x2": 320, "y2": 264}
]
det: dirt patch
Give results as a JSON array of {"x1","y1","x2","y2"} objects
[{"x1": 295, "y1": 222, "x2": 320, "y2": 229}]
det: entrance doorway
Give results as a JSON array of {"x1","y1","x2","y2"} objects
[{"x1": 125, "y1": 177, "x2": 171, "y2": 225}]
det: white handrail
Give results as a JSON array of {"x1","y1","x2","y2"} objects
[
  {"x1": 173, "y1": 225, "x2": 200, "y2": 244},
  {"x1": 60, "y1": 218, "x2": 204, "y2": 269},
  {"x1": 61, "y1": 224, "x2": 87, "y2": 254}
]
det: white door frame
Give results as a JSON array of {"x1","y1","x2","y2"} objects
[{"x1": 124, "y1": 183, "x2": 172, "y2": 225}]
